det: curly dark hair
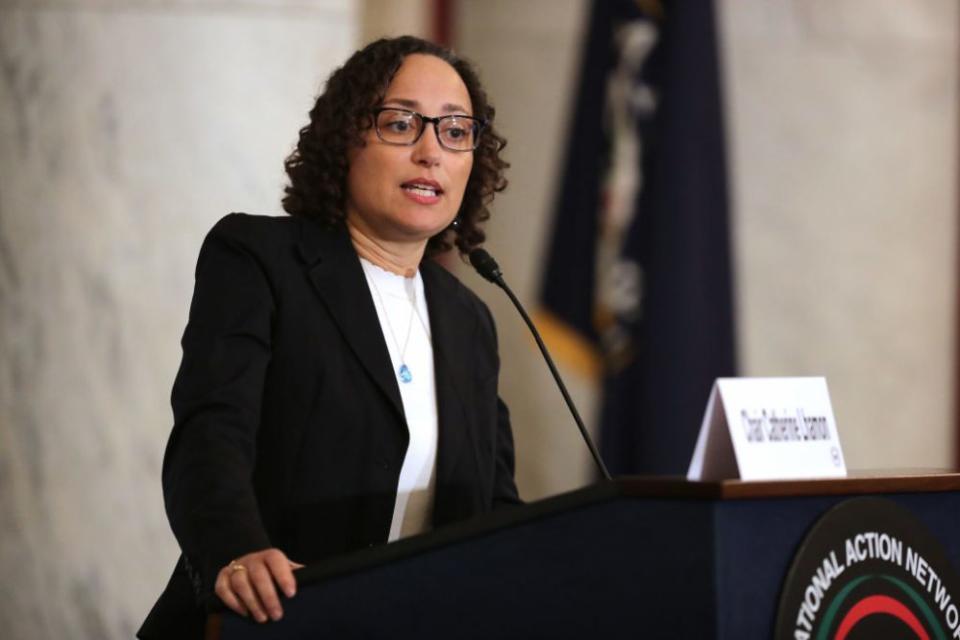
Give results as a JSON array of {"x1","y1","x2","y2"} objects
[{"x1": 282, "y1": 36, "x2": 509, "y2": 258}]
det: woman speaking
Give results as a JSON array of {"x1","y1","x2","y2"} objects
[{"x1": 139, "y1": 36, "x2": 520, "y2": 638}]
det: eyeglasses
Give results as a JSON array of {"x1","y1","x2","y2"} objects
[{"x1": 372, "y1": 107, "x2": 485, "y2": 152}]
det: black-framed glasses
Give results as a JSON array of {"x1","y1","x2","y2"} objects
[{"x1": 372, "y1": 107, "x2": 485, "y2": 152}]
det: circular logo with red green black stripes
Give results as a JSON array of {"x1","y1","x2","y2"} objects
[{"x1": 775, "y1": 497, "x2": 960, "y2": 639}]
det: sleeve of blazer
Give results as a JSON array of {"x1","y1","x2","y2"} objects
[
  {"x1": 478, "y1": 300, "x2": 523, "y2": 508},
  {"x1": 493, "y1": 396, "x2": 522, "y2": 507},
  {"x1": 162, "y1": 214, "x2": 275, "y2": 601}
]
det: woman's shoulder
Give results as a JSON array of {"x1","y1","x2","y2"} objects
[
  {"x1": 208, "y1": 212, "x2": 299, "y2": 243},
  {"x1": 421, "y1": 258, "x2": 496, "y2": 328},
  {"x1": 202, "y1": 213, "x2": 318, "y2": 265}
]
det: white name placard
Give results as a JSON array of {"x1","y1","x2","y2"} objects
[{"x1": 687, "y1": 377, "x2": 846, "y2": 481}]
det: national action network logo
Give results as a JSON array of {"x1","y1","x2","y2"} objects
[{"x1": 775, "y1": 497, "x2": 960, "y2": 639}]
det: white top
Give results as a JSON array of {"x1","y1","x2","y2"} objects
[{"x1": 359, "y1": 257, "x2": 438, "y2": 541}]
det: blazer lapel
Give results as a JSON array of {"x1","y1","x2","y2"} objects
[
  {"x1": 421, "y1": 261, "x2": 476, "y2": 487},
  {"x1": 297, "y1": 219, "x2": 405, "y2": 422}
]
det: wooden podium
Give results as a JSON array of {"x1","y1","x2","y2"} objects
[{"x1": 208, "y1": 472, "x2": 960, "y2": 639}]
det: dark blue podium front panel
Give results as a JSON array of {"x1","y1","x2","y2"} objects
[{"x1": 217, "y1": 485, "x2": 960, "y2": 639}]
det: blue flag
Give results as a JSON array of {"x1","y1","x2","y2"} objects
[{"x1": 538, "y1": 0, "x2": 736, "y2": 476}]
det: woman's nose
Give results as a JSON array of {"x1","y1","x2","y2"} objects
[{"x1": 411, "y1": 125, "x2": 442, "y2": 166}]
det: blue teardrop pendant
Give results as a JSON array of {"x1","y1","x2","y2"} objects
[{"x1": 398, "y1": 364, "x2": 413, "y2": 383}]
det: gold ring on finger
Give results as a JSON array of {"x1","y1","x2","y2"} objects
[{"x1": 229, "y1": 560, "x2": 247, "y2": 574}]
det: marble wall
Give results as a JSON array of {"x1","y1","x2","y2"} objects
[
  {"x1": 0, "y1": 1, "x2": 357, "y2": 636},
  {"x1": 720, "y1": 0, "x2": 958, "y2": 469},
  {"x1": 452, "y1": 0, "x2": 597, "y2": 497}
]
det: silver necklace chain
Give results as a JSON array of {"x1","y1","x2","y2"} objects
[{"x1": 364, "y1": 264, "x2": 419, "y2": 384}]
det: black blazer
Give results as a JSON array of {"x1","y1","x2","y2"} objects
[{"x1": 139, "y1": 214, "x2": 520, "y2": 639}]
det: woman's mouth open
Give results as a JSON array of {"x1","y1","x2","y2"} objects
[{"x1": 401, "y1": 180, "x2": 443, "y2": 204}]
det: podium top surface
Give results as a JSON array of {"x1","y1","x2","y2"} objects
[
  {"x1": 290, "y1": 470, "x2": 958, "y2": 589},
  {"x1": 620, "y1": 469, "x2": 960, "y2": 500}
]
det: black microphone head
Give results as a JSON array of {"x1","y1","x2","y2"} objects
[{"x1": 469, "y1": 249, "x2": 503, "y2": 284}]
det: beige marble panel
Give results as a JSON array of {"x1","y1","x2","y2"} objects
[
  {"x1": 454, "y1": 0, "x2": 596, "y2": 500},
  {"x1": 0, "y1": 2, "x2": 357, "y2": 637},
  {"x1": 360, "y1": 0, "x2": 430, "y2": 42},
  {"x1": 719, "y1": 0, "x2": 958, "y2": 469}
]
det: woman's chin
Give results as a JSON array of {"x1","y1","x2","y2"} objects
[{"x1": 389, "y1": 218, "x2": 455, "y2": 244}]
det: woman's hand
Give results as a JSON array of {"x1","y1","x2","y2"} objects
[{"x1": 214, "y1": 548, "x2": 304, "y2": 623}]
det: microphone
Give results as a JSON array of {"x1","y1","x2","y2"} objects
[
  {"x1": 469, "y1": 249, "x2": 504, "y2": 284},
  {"x1": 469, "y1": 249, "x2": 612, "y2": 481}
]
